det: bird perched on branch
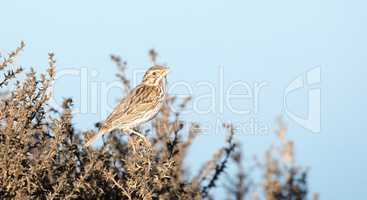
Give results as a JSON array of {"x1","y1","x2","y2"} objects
[{"x1": 85, "y1": 65, "x2": 169, "y2": 147}]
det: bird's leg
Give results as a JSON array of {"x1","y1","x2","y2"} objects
[
  {"x1": 119, "y1": 128, "x2": 137, "y2": 153},
  {"x1": 128, "y1": 137, "x2": 137, "y2": 153}
]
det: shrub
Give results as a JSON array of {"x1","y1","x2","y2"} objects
[{"x1": 0, "y1": 42, "x2": 317, "y2": 200}]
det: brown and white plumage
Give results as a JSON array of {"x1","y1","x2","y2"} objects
[{"x1": 85, "y1": 65, "x2": 169, "y2": 147}]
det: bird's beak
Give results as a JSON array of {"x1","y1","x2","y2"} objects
[{"x1": 162, "y1": 68, "x2": 170, "y2": 76}]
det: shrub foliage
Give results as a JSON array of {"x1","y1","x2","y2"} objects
[{"x1": 0, "y1": 43, "x2": 316, "y2": 200}]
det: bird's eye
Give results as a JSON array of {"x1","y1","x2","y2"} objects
[{"x1": 152, "y1": 72, "x2": 157, "y2": 76}]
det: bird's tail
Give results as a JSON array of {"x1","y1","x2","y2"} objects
[{"x1": 85, "y1": 127, "x2": 108, "y2": 147}]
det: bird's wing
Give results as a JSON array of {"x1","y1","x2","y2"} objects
[{"x1": 102, "y1": 84, "x2": 161, "y2": 130}]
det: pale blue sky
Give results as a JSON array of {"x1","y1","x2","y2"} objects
[{"x1": 1, "y1": 0, "x2": 366, "y2": 199}]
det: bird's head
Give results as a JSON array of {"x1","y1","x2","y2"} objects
[{"x1": 142, "y1": 65, "x2": 169, "y2": 86}]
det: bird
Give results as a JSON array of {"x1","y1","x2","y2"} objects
[{"x1": 85, "y1": 65, "x2": 169, "y2": 147}]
